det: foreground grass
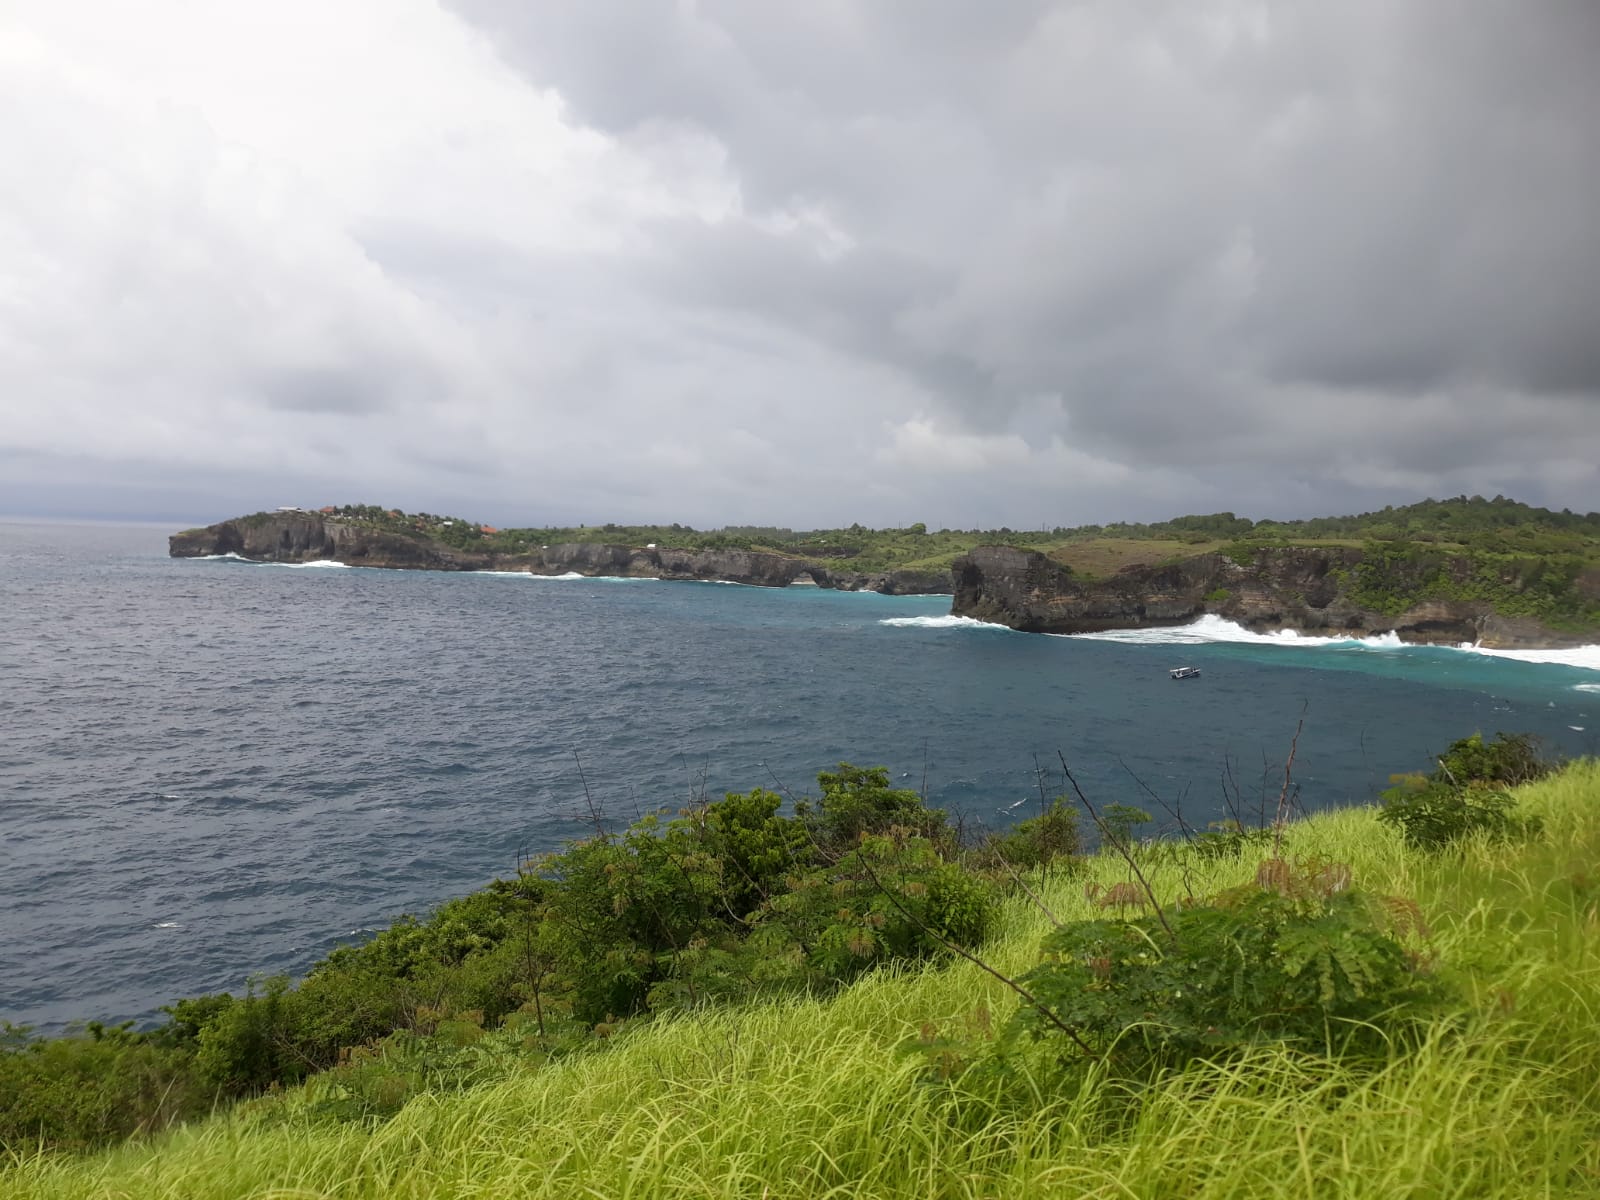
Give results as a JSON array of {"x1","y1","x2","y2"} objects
[{"x1": 10, "y1": 762, "x2": 1600, "y2": 1199}]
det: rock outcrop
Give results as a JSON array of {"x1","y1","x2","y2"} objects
[
  {"x1": 169, "y1": 513, "x2": 953, "y2": 595},
  {"x1": 951, "y1": 545, "x2": 1593, "y2": 649},
  {"x1": 169, "y1": 512, "x2": 493, "y2": 570}
]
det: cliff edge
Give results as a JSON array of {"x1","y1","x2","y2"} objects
[
  {"x1": 169, "y1": 512, "x2": 951, "y2": 595},
  {"x1": 951, "y1": 545, "x2": 1597, "y2": 649}
]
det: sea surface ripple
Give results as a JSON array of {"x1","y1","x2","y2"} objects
[{"x1": 2, "y1": 519, "x2": 1595, "y2": 1032}]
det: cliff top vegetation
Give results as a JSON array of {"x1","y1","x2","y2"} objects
[{"x1": 200, "y1": 494, "x2": 1600, "y2": 578}]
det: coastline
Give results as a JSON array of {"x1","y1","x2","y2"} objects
[
  {"x1": 950, "y1": 544, "x2": 1600, "y2": 653},
  {"x1": 168, "y1": 512, "x2": 954, "y2": 596},
  {"x1": 166, "y1": 510, "x2": 1600, "y2": 651}
]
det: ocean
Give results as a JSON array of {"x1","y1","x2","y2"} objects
[{"x1": 3, "y1": 518, "x2": 1597, "y2": 1033}]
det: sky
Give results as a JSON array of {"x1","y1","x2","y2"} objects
[{"x1": 2, "y1": 1, "x2": 1597, "y2": 530}]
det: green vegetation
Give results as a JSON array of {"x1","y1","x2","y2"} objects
[
  {"x1": 290, "y1": 496, "x2": 1600, "y2": 626},
  {"x1": 1378, "y1": 732, "x2": 1550, "y2": 850},
  {"x1": 9, "y1": 739, "x2": 1600, "y2": 1198},
  {"x1": 2, "y1": 765, "x2": 1004, "y2": 1153},
  {"x1": 1006, "y1": 860, "x2": 1446, "y2": 1072}
]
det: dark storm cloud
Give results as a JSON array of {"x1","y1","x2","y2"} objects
[{"x1": 447, "y1": 0, "x2": 1600, "y2": 509}]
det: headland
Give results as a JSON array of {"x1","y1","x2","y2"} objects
[{"x1": 169, "y1": 497, "x2": 1600, "y2": 648}]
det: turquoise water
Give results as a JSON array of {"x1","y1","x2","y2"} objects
[{"x1": 2, "y1": 519, "x2": 1595, "y2": 1031}]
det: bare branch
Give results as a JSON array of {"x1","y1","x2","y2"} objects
[
  {"x1": 1271, "y1": 710, "x2": 1306, "y2": 859},
  {"x1": 1058, "y1": 751, "x2": 1175, "y2": 942},
  {"x1": 1116, "y1": 754, "x2": 1194, "y2": 843},
  {"x1": 573, "y1": 749, "x2": 606, "y2": 838},
  {"x1": 852, "y1": 843, "x2": 1093, "y2": 1057}
]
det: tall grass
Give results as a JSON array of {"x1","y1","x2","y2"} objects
[{"x1": 9, "y1": 762, "x2": 1600, "y2": 1199}]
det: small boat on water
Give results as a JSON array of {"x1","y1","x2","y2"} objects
[{"x1": 1169, "y1": 666, "x2": 1201, "y2": 680}]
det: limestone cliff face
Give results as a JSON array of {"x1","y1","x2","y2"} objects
[
  {"x1": 169, "y1": 514, "x2": 952, "y2": 595},
  {"x1": 520, "y1": 543, "x2": 827, "y2": 587},
  {"x1": 168, "y1": 513, "x2": 492, "y2": 570},
  {"x1": 823, "y1": 568, "x2": 952, "y2": 595},
  {"x1": 951, "y1": 545, "x2": 1591, "y2": 649}
]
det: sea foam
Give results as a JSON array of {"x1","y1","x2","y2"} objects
[
  {"x1": 1069, "y1": 614, "x2": 1404, "y2": 649},
  {"x1": 879, "y1": 614, "x2": 1011, "y2": 631},
  {"x1": 1461, "y1": 644, "x2": 1600, "y2": 672},
  {"x1": 1070, "y1": 614, "x2": 1599, "y2": 672},
  {"x1": 475, "y1": 570, "x2": 587, "y2": 580},
  {"x1": 188, "y1": 553, "x2": 348, "y2": 568}
]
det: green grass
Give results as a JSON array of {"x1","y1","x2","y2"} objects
[
  {"x1": 1046, "y1": 537, "x2": 1230, "y2": 577},
  {"x1": 10, "y1": 763, "x2": 1600, "y2": 1198}
]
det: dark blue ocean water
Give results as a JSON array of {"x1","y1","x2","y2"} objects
[{"x1": 3, "y1": 519, "x2": 1597, "y2": 1033}]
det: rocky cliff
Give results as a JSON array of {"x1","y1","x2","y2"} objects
[
  {"x1": 951, "y1": 545, "x2": 1593, "y2": 649},
  {"x1": 169, "y1": 513, "x2": 952, "y2": 595},
  {"x1": 168, "y1": 512, "x2": 494, "y2": 570}
]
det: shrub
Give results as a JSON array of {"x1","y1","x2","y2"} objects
[
  {"x1": 7, "y1": 763, "x2": 990, "y2": 1151},
  {"x1": 759, "y1": 830, "x2": 995, "y2": 987},
  {"x1": 1002, "y1": 858, "x2": 1447, "y2": 1074},
  {"x1": 1377, "y1": 733, "x2": 1548, "y2": 850},
  {"x1": 0, "y1": 1023, "x2": 202, "y2": 1151},
  {"x1": 1377, "y1": 776, "x2": 1522, "y2": 850},
  {"x1": 970, "y1": 798, "x2": 1080, "y2": 873},
  {"x1": 799, "y1": 764, "x2": 946, "y2": 852},
  {"x1": 1434, "y1": 731, "x2": 1549, "y2": 789},
  {"x1": 1220, "y1": 542, "x2": 1259, "y2": 567}
]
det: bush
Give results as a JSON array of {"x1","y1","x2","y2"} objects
[
  {"x1": 7, "y1": 763, "x2": 991, "y2": 1152},
  {"x1": 0, "y1": 1023, "x2": 202, "y2": 1151},
  {"x1": 1378, "y1": 733, "x2": 1548, "y2": 850},
  {"x1": 1377, "y1": 777, "x2": 1523, "y2": 850},
  {"x1": 799, "y1": 764, "x2": 946, "y2": 852},
  {"x1": 1433, "y1": 731, "x2": 1548, "y2": 789},
  {"x1": 1002, "y1": 858, "x2": 1447, "y2": 1074},
  {"x1": 759, "y1": 829, "x2": 995, "y2": 988},
  {"x1": 970, "y1": 798, "x2": 1080, "y2": 872}
]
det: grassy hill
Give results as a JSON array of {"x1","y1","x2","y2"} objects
[{"x1": 9, "y1": 756, "x2": 1600, "y2": 1198}]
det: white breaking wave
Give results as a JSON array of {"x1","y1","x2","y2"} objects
[
  {"x1": 188, "y1": 553, "x2": 348, "y2": 568},
  {"x1": 1070, "y1": 614, "x2": 1404, "y2": 649},
  {"x1": 1071, "y1": 614, "x2": 1600, "y2": 672},
  {"x1": 481, "y1": 571, "x2": 664, "y2": 583},
  {"x1": 1464, "y1": 644, "x2": 1600, "y2": 672},
  {"x1": 879, "y1": 614, "x2": 1011, "y2": 631},
  {"x1": 475, "y1": 570, "x2": 587, "y2": 580},
  {"x1": 1574, "y1": 683, "x2": 1600, "y2": 694}
]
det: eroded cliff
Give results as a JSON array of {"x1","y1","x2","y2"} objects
[
  {"x1": 169, "y1": 513, "x2": 952, "y2": 595},
  {"x1": 951, "y1": 545, "x2": 1595, "y2": 649}
]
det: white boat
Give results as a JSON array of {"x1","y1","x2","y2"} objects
[{"x1": 1169, "y1": 666, "x2": 1201, "y2": 680}]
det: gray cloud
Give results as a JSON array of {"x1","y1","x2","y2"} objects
[
  {"x1": 255, "y1": 366, "x2": 396, "y2": 415},
  {"x1": 443, "y1": 0, "x2": 1600, "y2": 514},
  {"x1": 2, "y1": 1, "x2": 1597, "y2": 528}
]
